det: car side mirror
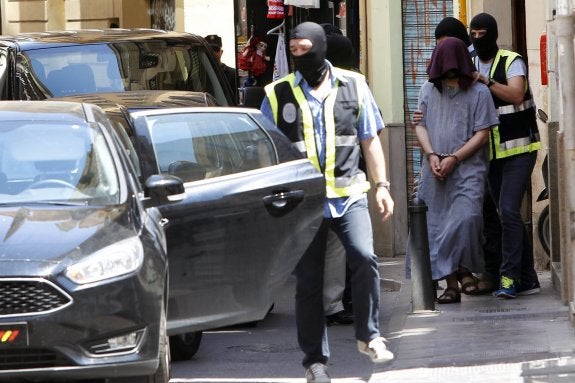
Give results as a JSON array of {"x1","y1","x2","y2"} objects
[{"x1": 143, "y1": 174, "x2": 185, "y2": 208}]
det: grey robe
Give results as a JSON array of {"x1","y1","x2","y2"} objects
[{"x1": 417, "y1": 80, "x2": 499, "y2": 280}]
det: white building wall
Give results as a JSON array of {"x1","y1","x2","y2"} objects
[
  {"x1": 365, "y1": 0, "x2": 407, "y2": 256},
  {"x1": 179, "y1": 0, "x2": 236, "y2": 68}
]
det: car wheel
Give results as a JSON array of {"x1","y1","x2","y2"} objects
[
  {"x1": 169, "y1": 331, "x2": 202, "y2": 361},
  {"x1": 537, "y1": 204, "x2": 550, "y2": 256},
  {"x1": 148, "y1": 307, "x2": 171, "y2": 383}
]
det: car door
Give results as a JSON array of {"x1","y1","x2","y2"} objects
[{"x1": 129, "y1": 107, "x2": 324, "y2": 334}]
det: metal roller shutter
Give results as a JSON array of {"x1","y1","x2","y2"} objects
[{"x1": 402, "y1": 0, "x2": 453, "y2": 197}]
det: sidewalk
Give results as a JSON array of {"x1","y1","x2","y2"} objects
[
  {"x1": 169, "y1": 255, "x2": 575, "y2": 383},
  {"x1": 372, "y1": 255, "x2": 575, "y2": 383}
]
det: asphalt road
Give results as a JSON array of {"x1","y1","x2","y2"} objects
[{"x1": 169, "y1": 261, "x2": 404, "y2": 383}]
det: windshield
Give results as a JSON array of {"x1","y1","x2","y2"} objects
[
  {"x1": 21, "y1": 41, "x2": 230, "y2": 105},
  {"x1": 0, "y1": 121, "x2": 120, "y2": 205}
]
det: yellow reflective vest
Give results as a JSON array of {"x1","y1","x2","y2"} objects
[
  {"x1": 477, "y1": 50, "x2": 541, "y2": 159},
  {"x1": 264, "y1": 71, "x2": 370, "y2": 198}
]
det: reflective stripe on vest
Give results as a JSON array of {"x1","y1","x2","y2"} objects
[
  {"x1": 483, "y1": 50, "x2": 541, "y2": 159},
  {"x1": 498, "y1": 99, "x2": 535, "y2": 115}
]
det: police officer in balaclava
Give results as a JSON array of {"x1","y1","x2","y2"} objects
[
  {"x1": 261, "y1": 21, "x2": 395, "y2": 382},
  {"x1": 289, "y1": 21, "x2": 328, "y2": 87},
  {"x1": 469, "y1": 12, "x2": 499, "y2": 61},
  {"x1": 468, "y1": 12, "x2": 543, "y2": 300}
]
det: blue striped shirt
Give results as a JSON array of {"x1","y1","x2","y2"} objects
[{"x1": 261, "y1": 60, "x2": 384, "y2": 218}]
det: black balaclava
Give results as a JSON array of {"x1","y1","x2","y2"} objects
[
  {"x1": 435, "y1": 17, "x2": 471, "y2": 47},
  {"x1": 326, "y1": 33, "x2": 354, "y2": 70},
  {"x1": 469, "y1": 13, "x2": 499, "y2": 61},
  {"x1": 290, "y1": 22, "x2": 328, "y2": 87}
]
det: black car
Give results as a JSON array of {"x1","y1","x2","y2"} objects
[
  {"x1": 51, "y1": 91, "x2": 326, "y2": 359},
  {"x1": 0, "y1": 101, "x2": 184, "y2": 382},
  {"x1": 0, "y1": 28, "x2": 236, "y2": 105}
]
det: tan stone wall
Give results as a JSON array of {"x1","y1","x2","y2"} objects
[
  {"x1": 2, "y1": 0, "x2": 48, "y2": 34},
  {"x1": 0, "y1": 0, "x2": 150, "y2": 34},
  {"x1": 121, "y1": 0, "x2": 150, "y2": 28}
]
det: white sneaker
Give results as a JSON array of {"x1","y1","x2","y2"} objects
[
  {"x1": 357, "y1": 336, "x2": 394, "y2": 363},
  {"x1": 305, "y1": 362, "x2": 331, "y2": 383}
]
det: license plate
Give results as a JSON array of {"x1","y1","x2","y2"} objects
[{"x1": 0, "y1": 322, "x2": 28, "y2": 347}]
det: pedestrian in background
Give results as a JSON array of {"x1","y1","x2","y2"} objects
[
  {"x1": 322, "y1": 23, "x2": 355, "y2": 70},
  {"x1": 204, "y1": 34, "x2": 238, "y2": 100},
  {"x1": 261, "y1": 21, "x2": 394, "y2": 383},
  {"x1": 413, "y1": 37, "x2": 498, "y2": 303},
  {"x1": 469, "y1": 13, "x2": 541, "y2": 299},
  {"x1": 320, "y1": 23, "x2": 355, "y2": 327}
]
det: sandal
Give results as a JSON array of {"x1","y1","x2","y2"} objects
[
  {"x1": 436, "y1": 286, "x2": 461, "y2": 304},
  {"x1": 457, "y1": 271, "x2": 479, "y2": 295}
]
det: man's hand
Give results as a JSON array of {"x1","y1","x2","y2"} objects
[
  {"x1": 428, "y1": 154, "x2": 444, "y2": 180},
  {"x1": 375, "y1": 187, "x2": 394, "y2": 222},
  {"x1": 412, "y1": 109, "x2": 423, "y2": 126},
  {"x1": 428, "y1": 154, "x2": 458, "y2": 181},
  {"x1": 436, "y1": 156, "x2": 458, "y2": 179}
]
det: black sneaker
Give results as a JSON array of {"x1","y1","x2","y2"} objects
[
  {"x1": 516, "y1": 280, "x2": 541, "y2": 296},
  {"x1": 325, "y1": 310, "x2": 354, "y2": 326}
]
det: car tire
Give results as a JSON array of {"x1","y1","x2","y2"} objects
[
  {"x1": 538, "y1": 204, "x2": 550, "y2": 256},
  {"x1": 149, "y1": 307, "x2": 171, "y2": 383},
  {"x1": 169, "y1": 331, "x2": 202, "y2": 361}
]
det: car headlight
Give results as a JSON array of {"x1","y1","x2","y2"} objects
[{"x1": 65, "y1": 237, "x2": 144, "y2": 284}]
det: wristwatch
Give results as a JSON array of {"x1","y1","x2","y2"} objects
[
  {"x1": 376, "y1": 181, "x2": 391, "y2": 190},
  {"x1": 487, "y1": 78, "x2": 496, "y2": 88}
]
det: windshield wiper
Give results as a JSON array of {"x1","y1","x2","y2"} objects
[{"x1": 0, "y1": 201, "x2": 89, "y2": 207}]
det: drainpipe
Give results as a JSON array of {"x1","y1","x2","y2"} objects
[
  {"x1": 457, "y1": 0, "x2": 467, "y2": 24},
  {"x1": 555, "y1": 0, "x2": 575, "y2": 318}
]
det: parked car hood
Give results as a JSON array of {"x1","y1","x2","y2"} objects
[{"x1": 0, "y1": 204, "x2": 135, "y2": 274}]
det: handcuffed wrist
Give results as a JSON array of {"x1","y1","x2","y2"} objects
[{"x1": 428, "y1": 152, "x2": 459, "y2": 163}]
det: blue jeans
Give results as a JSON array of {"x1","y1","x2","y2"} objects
[
  {"x1": 488, "y1": 152, "x2": 539, "y2": 282},
  {"x1": 294, "y1": 198, "x2": 381, "y2": 368}
]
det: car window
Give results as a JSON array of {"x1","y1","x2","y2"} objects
[
  {"x1": 145, "y1": 112, "x2": 276, "y2": 182},
  {"x1": 0, "y1": 121, "x2": 120, "y2": 205},
  {"x1": 22, "y1": 41, "x2": 230, "y2": 106}
]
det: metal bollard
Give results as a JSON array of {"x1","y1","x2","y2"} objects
[{"x1": 408, "y1": 196, "x2": 436, "y2": 312}]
